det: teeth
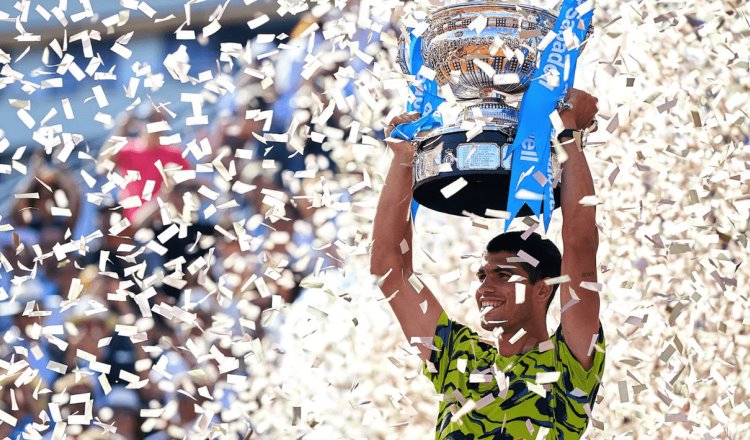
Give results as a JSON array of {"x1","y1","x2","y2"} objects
[{"x1": 481, "y1": 301, "x2": 502, "y2": 308}]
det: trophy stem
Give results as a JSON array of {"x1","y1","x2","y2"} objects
[
  {"x1": 479, "y1": 88, "x2": 507, "y2": 103},
  {"x1": 462, "y1": 91, "x2": 518, "y2": 127}
]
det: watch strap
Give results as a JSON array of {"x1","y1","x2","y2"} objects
[{"x1": 557, "y1": 129, "x2": 580, "y2": 142}]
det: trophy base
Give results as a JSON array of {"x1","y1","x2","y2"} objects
[{"x1": 412, "y1": 128, "x2": 560, "y2": 218}]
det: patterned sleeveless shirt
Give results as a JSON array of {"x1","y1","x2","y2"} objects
[{"x1": 423, "y1": 311, "x2": 606, "y2": 439}]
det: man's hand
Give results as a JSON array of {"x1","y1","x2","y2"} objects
[
  {"x1": 385, "y1": 112, "x2": 421, "y2": 156},
  {"x1": 559, "y1": 89, "x2": 599, "y2": 132}
]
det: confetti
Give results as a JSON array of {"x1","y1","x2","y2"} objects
[
  {"x1": 468, "y1": 15, "x2": 488, "y2": 36},
  {"x1": 508, "y1": 328, "x2": 527, "y2": 344},
  {"x1": 408, "y1": 273, "x2": 424, "y2": 293},
  {"x1": 440, "y1": 177, "x2": 468, "y2": 198},
  {"x1": 517, "y1": 250, "x2": 539, "y2": 267},
  {"x1": 0, "y1": 1, "x2": 746, "y2": 438}
]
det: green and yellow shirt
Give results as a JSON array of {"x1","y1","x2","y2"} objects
[{"x1": 423, "y1": 311, "x2": 606, "y2": 439}]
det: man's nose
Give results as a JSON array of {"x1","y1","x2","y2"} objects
[{"x1": 477, "y1": 280, "x2": 493, "y2": 295}]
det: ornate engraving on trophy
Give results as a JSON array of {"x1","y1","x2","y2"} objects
[
  {"x1": 456, "y1": 143, "x2": 501, "y2": 171},
  {"x1": 415, "y1": 149, "x2": 440, "y2": 182}
]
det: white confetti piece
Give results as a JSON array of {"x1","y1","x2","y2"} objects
[
  {"x1": 544, "y1": 275, "x2": 571, "y2": 285},
  {"x1": 538, "y1": 340, "x2": 554, "y2": 353},
  {"x1": 92, "y1": 85, "x2": 108, "y2": 107},
  {"x1": 579, "y1": 281, "x2": 603, "y2": 292},
  {"x1": 408, "y1": 273, "x2": 424, "y2": 293},
  {"x1": 536, "y1": 371, "x2": 561, "y2": 384},
  {"x1": 255, "y1": 277, "x2": 271, "y2": 298},
  {"x1": 111, "y1": 42, "x2": 132, "y2": 59},
  {"x1": 575, "y1": 0, "x2": 595, "y2": 16},
  {"x1": 484, "y1": 209, "x2": 510, "y2": 219},
  {"x1": 440, "y1": 177, "x2": 468, "y2": 198},
  {"x1": 140, "y1": 408, "x2": 165, "y2": 418},
  {"x1": 537, "y1": 30, "x2": 557, "y2": 52},
  {"x1": 576, "y1": 194, "x2": 600, "y2": 207},
  {"x1": 535, "y1": 427, "x2": 550, "y2": 440},
  {"x1": 527, "y1": 381, "x2": 547, "y2": 398},
  {"x1": 515, "y1": 283, "x2": 525, "y2": 304},
  {"x1": 439, "y1": 269, "x2": 461, "y2": 284},
  {"x1": 120, "y1": 195, "x2": 143, "y2": 210},
  {"x1": 138, "y1": 2, "x2": 157, "y2": 18},
  {"x1": 50, "y1": 207, "x2": 71, "y2": 217},
  {"x1": 560, "y1": 287, "x2": 580, "y2": 314},
  {"x1": 46, "y1": 360, "x2": 68, "y2": 375},
  {"x1": 457, "y1": 358, "x2": 467, "y2": 373},
  {"x1": 0, "y1": 408, "x2": 17, "y2": 427},
  {"x1": 508, "y1": 328, "x2": 527, "y2": 344},
  {"x1": 493, "y1": 73, "x2": 520, "y2": 85},
  {"x1": 203, "y1": 20, "x2": 221, "y2": 38},
  {"x1": 146, "y1": 120, "x2": 170, "y2": 133},
  {"x1": 468, "y1": 14, "x2": 488, "y2": 35},
  {"x1": 17, "y1": 108, "x2": 35, "y2": 129},
  {"x1": 248, "y1": 15, "x2": 270, "y2": 29},
  {"x1": 231, "y1": 181, "x2": 256, "y2": 194},
  {"x1": 399, "y1": 239, "x2": 410, "y2": 254},
  {"x1": 517, "y1": 250, "x2": 539, "y2": 267},
  {"x1": 98, "y1": 374, "x2": 112, "y2": 395},
  {"x1": 473, "y1": 59, "x2": 495, "y2": 78},
  {"x1": 453, "y1": 399, "x2": 477, "y2": 422}
]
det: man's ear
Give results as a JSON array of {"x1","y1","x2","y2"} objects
[{"x1": 535, "y1": 280, "x2": 553, "y2": 304}]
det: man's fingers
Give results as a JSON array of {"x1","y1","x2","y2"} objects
[
  {"x1": 393, "y1": 114, "x2": 421, "y2": 125},
  {"x1": 386, "y1": 112, "x2": 422, "y2": 137}
]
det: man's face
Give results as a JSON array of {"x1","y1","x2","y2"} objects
[{"x1": 474, "y1": 251, "x2": 536, "y2": 332}]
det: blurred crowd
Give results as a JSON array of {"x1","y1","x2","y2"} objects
[
  {"x1": 0, "y1": 11, "x2": 383, "y2": 439},
  {"x1": 3, "y1": 0, "x2": 748, "y2": 438}
]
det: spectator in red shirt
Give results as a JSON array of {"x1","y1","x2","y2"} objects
[{"x1": 115, "y1": 110, "x2": 191, "y2": 222}]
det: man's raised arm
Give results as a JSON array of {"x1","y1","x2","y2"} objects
[
  {"x1": 370, "y1": 113, "x2": 444, "y2": 361},
  {"x1": 557, "y1": 89, "x2": 601, "y2": 370}
]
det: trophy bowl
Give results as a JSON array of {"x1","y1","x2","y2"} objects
[
  {"x1": 422, "y1": 2, "x2": 557, "y2": 99},
  {"x1": 398, "y1": 1, "x2": 565, "y2": 218},
  {"x1": 399, "y1": 1, "x2": 557, "y2": 99}
]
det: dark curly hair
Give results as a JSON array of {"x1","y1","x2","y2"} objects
[{"x1": 485, "y1": 231, "x2": 562, "y2": 311}]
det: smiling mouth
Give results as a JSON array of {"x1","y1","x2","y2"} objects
[
  {"x1": 479, "y1": 300, "x2": 505, "y2": 321},
  {"x1": 480, "y1": 300, "x2": 504, "y2": 308},
  {"x1": 479, "y1": 296, "x2": 505, "y2": 309}
]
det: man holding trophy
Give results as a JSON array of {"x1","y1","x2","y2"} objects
[{"x1": 371, "y1": 1, "x2": 605, "y2": 438}]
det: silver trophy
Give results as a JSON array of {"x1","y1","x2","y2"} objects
[{"x1": 398, "y1": 1, "x2": 577, "y2": 218}]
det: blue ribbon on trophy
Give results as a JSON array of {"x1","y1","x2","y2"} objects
[
  {"x1": 504, "y1": 0, "x2": 595, "y2": 231},
  {"x1": 392, "y1": 27, "x2": 447, "y2": 221}
]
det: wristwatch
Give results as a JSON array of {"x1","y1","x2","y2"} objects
[{"x1": 556, "y1": 129, "x2": 581, "y2": 142}]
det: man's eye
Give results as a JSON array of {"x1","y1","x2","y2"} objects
[{"x1": 477, "y1": 274, "x2": 486, "y2": 281}]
